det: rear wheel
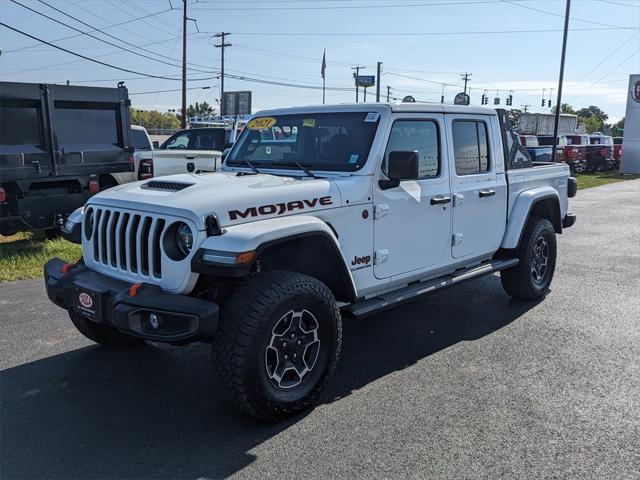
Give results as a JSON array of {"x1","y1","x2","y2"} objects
[
  {"x1": 501, "y1": 217, "x2": 557, "y2": 300},
  {"x1": 213, "y1": 271, "x2": 341, "y2": 422},
  {"x1": 69, "y1": 311, "x2": 142, "y2": 348}
]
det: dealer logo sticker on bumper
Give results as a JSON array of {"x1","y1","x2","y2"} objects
[{"x1": 78, "y1": 292, "x2": 93, "y2": 308}]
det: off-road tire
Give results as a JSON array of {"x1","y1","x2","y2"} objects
[
  {"x1": 69, "y1": 311, "x2": 142, "y2": 348},
  {"x1": 213, "y1": 271, "x2": 342, "y2": 422},
  {"x1": 501, "y1": 217, "x2": 557, "y2": 300}
]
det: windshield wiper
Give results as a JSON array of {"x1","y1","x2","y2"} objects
[
  {"x1": 271, "y1": 161, "x2": 318, "y2": 178},
  {"x1": 239, "y1": 158, "x2": 260, "y2": 174}
]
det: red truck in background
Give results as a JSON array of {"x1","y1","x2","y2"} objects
[{"x1": 613, "y1": 137, "x2": 623, "y2": 167}]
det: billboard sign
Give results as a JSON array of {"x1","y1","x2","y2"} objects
[
  {"x1": 222, "y1": 91, "x2": 252, "y2": 116},
  {"x1": 355, "y1": 75, "x2": 375, "y2": 88}
]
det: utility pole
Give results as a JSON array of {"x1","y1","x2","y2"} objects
[
  {"x1": 552, "y1": 0, "x2": 571, "y2": 163},
  {"x1": 214, "y1": 32, "x2": 231, "y2": 116},
  {"x1": 181, "y1": 0, "x2": 187, "y2": 129},
  {"x1": 351, "y1": 65, "x2": 365, "y2": 103},
  {"x1": 460, "y1": 72, "x2": 472, "y2": 95},
  {"x1": 386, "y1": 85, "x2": 391, "y2": 102},
  {"x1": 376, "y1": 62, "x2": 382, "y2": 102},
  {"x1": 521, "y1": 104, "x2": 531, "y2": 113}
]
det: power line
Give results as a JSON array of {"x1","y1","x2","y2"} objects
[
  {"x1": 4, "y1": 5, "x2": 176, "y2": 54},
  {"x1": 0, "y1": 22, "x2": 212, "y2": 81},
  {"x1": 192, "y1": 0, "x2": 516, "y2": 11},
  {"x1": 10, "y1": 0, "x2": 213, "y2": 74},
  {"x1": 200, "y1": 27, "x2": 635, "y2": 36},
  {"x1": 130, "y1": 86, "x2": 213, "y2": 95}
]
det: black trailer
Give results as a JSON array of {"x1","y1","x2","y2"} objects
[{"x1": 0, "y1": 81, "x2": 133, "y2": 236}]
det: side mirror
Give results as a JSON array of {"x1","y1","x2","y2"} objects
[
  {"x1": 152, "y1": 141, "x2": 159, "y2": 149},
  {"x1": 379, "y1": 151, "x2": 419, "y2": 190}
]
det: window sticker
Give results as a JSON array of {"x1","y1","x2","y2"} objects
[
  {"x1": 348, "y1": 154, "x2": 359, "y2": 164},
  {"x1": 266, "y1": 146, "x2": 272, "y2": 155},
  {"x1": 247, "y1": 117, "x2": 277, "y2": 130},
  {"x1": 302, "y1": 118, "x2": 316, "y2": 128},
  {"x1": 364, "y1": 112, "x2": 380, "y2": 123}
]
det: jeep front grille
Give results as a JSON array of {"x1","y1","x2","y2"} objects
[{"x1": 86, "y1": 207, "x2": 166, "y2": 279}]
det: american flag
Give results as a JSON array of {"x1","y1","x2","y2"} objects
[{"x1": 321, "y1": 49, "x2": 326, "y2": 79}]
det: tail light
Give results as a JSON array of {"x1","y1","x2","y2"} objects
[
  {"x1": 0, "y1": 187, "x2": 6, "y2": 203},
  {"x1": 566, "y1": 148, "x2": 574, "y2": 159},
  {"x1": 88, "y1": 179, "x2": 100, "y2": 194},
  {"x1": 600, "y1": 147, "x2": 606, "y2": 157},
  {"x1": 138, "y1": 158, "x2": 154, "y2": 180}
]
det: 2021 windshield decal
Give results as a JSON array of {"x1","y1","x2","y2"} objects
[{"x1": 228, "y1": 196, "x2": 333, "y2": 221}]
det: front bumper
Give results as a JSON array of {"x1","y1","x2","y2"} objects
[{"x1": 44, "y1": 258, "x2": 219, "y2": 343}]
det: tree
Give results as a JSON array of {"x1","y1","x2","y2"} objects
[
  {"x1": 611, "y1": 118, "x2": 624, "y2": 137},
  {"x1": 130, "y1": 109, "x2": 180, "y2": 130},
  {"x1": 187, "y1": 101, "x2": 215, "y2": 118},
  {"x1": 551, "y1": 103, "x2": 576, "y2": 115},
  {"x1": 579, "y1": 116, "x2": 603, "y2": 134},
  {"x1": 576, "y1": 105, "x2": 609, "y2": 134}
]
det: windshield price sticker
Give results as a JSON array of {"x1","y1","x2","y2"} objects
[
  {"x1": 302, "y1": 118, "x2": 316, "y2": 128},
  {"x1": 364, "y1": 112, "x2": 380, "y2": 122},
  {"x1": 247, "y1": 117, "x2": 277, "y2": 130}
]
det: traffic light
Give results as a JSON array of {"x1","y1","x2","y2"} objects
[
  {"x1": 481, "y1": 94, "x2": 486, "y2": 105},
  {"x1": 542, "y1": 99, "x2": 546, "y2": 107},
  {"x1": 494, "y1": 96, "x2": 500, "y2": 105},
  {"x1": 506, "y1": 95, "x2": 513, "y2": 106}
]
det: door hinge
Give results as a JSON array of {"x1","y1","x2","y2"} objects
[
  {"x1": 452, "y1": 233, "x2": 463, "y2": 246},
  {"x1": 374, "y1": 249, "x2": 389, "y2": 265},
  {"x1": 374, "y1": 204, "x2": 389, "y2": 220},
  {"x1": 453, "y1": 193, "x2": 464, "y2": 207}
]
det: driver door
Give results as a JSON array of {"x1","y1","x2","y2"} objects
[{"x1": 373, "y1": 115, "x2": 452, "y2": 279}]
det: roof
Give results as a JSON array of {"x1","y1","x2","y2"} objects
[{"x1": 255, "y1": 102, "x2": 498, "y2": 117}]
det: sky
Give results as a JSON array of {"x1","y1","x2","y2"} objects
[{"x1": 1, "y1": 0, "x2": 639, "y2": 123}]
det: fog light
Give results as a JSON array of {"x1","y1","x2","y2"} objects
[{"x1": 149, "y1": 313, "x2": 159, "y2": 329}]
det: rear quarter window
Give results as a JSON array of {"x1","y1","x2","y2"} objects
[{"x1": 452, "y1": 120, "x2": 490, "y2": 175}]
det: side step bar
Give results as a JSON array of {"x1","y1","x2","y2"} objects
[{"x1": 342, "y1": 258, "x2": 519, "y2": 319}]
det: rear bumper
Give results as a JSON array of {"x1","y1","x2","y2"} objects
[
  {"x1": 44, "y1": 258, "x2": 218, "y2": 343},
  {"x1": 563, "y1": 213, "x2": 577, "y2": 229}
]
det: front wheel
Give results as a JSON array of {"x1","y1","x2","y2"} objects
[
  {"x1": 501, "y1": 217, "x2": 557, "y2": 300},
  {"x1": 213, "y1": 271, "x2": 342, "y2": 422}
]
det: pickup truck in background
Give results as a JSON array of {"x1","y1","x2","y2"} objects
[
  {"x1": 587, "y1": 134, "x2": 615, "y2": 171},
  {"x1": 149, "y1": 127, "x2": 227, "y2": 177},
  {"x1": 537, "y1": 135, "x2": 570, "y2": 164},
  {"x1": 47, "y1": 103, "x2": 576, "y2": 422},
  {"x1": 518, "y1": 135, "x2": 552, "y2": 161},
  {"x1": 564, "y1": 134, "x2": 589, "y2": 173},
  {"x1": 613, "y1": 137, "x2": 623, "y2": 167},
  {"x1": 0, "y1": 81, "x2": 133, "y2": 236}
]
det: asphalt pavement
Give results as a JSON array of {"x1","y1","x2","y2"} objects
[{"x1": 1, "y1": 180, "x2": 639, "y2": 479}]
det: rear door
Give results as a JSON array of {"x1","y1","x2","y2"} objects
[{"x1": 446, "y1": 114, "x2": 507, "y2": 259}]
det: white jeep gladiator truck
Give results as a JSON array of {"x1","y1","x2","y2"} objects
[{"x1": 45, "y1": 103, "x2": 577, "y2": 422}]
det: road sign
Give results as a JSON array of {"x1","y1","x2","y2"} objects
[
  {"x1": 454, "y1": 92, "x2": 470, "y2": 105},
  {"x1": 222, "y1": 91, "x2": 252, "y2": 116},
  {"x1": 355, "y1": 75, "x2": 375, "y2": 88}
]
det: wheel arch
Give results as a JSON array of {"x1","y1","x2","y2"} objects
[
  {"x1": 195, "y1": 215, "x2": 357, "y2": 303},
  {"x1": 502, "y1": 188, "x2": 562, "y2": 250}
]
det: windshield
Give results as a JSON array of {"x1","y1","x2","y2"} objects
[
  {"x1": 226, "y1": 112, "x2": 380, "y2": 172},
  {"x1": 160, "y1": 128, "x2": 227, "y2": 151}
]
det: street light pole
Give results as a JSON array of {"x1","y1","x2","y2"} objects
[
  {"x1": 552, "y1": 0, "x2": 571, "y2": 163},
  {"x1": 181, "y1": 0, "x2": 187, "y2": 129}
]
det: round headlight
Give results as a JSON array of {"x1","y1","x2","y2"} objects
[
  {"x1": 175, "y1": 223, "x2": 193, "y2": 257},
  {"x1": 84, "y1": 208, "x2": 94, "y2": 240}
]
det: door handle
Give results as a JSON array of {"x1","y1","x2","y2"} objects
[
  {"x1": 479, "y1": 189, "x2": 496, "y2": 198},
  {"x1": 185, "y1": 155, "x2": 196, "y2": 159},
  {"x1": 430, "y1": 195, "x2": 451, "y2": 205}
]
